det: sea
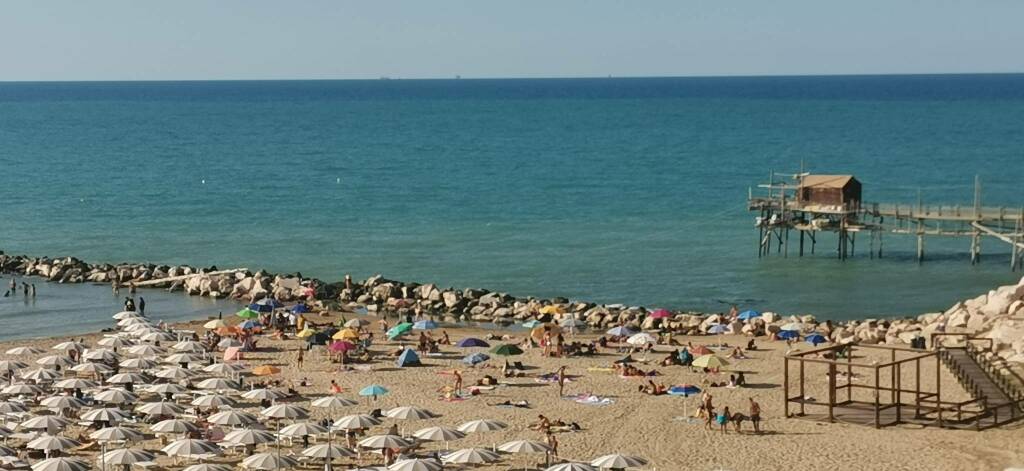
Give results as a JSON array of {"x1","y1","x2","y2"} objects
[{"x1": 2, "y1": 74, "x2": 1023, "y2": 340}]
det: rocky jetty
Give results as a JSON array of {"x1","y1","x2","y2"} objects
[{"x1": 2, "y1": 252, "x2": 1023, "y2": 369}]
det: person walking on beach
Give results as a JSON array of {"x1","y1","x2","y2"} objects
[
  {"x1": 749, "y1": 397, "x2": 762, "y2": 434},
  {"x1": 111, "y1": 280, "x2": 119, "y2": 296},
  {"x1": 556, "y1": 366, "x2": 568, "y2": 397},
  {"x1": 453, "y1": 370, "x2": 463, "y2": 396},
  {"x1": 545, "y1": 431, "x2": 559, "y2": 462}
]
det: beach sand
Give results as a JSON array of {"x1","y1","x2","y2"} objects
[{"x1": 1, "y1": 310, "x2": 1022, "y2": 471}]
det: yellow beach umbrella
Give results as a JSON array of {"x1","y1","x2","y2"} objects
[
  {"x1": 692, "y1": 354, "x2": 729, "y2": 369},
  {"x1": 252, "y1": 365, "x2": 281, "y2": 376},
  {"x1": 296, "y1": 327, "x2": 316, "y2": 338},
  {"x1": 333, "y1": 329, "x2": 359, "y2": 340},
  {"x1": 203, "y1": 319, "x2": 226, "y2": 329}
]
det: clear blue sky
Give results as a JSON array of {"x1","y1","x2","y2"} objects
[{"x1": 2, "y1": 0, "x2": 1023, "y2": 81}]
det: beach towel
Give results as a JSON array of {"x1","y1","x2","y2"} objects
[{"x1": 568, "y1": 394, "x2": 614, "y2": 406}]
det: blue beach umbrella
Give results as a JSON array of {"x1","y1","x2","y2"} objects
[
  {"x1": 521, "y1": 320, "x2": 543, "y2": 329},
  {"x1": 240, "y1": 320, "x2": 261, "y2": 330},
  {"x1": 606, "y1": 326, "x2": 636, "y2": 337},
  {"x1": 462, "y1": 353, "x2": 490, "y2": 366},
  {"x1": 456, "y1": 338, "x2": 489, "y2": 348},
  {"x1": 249, "y1": 303, "x2": 273, "y2": 313},
  {"x1": 290, "y1": 304, "x2": 309, "y2": 314},
  {"x1": 413, "y1": 320, "x2": 439, "y2": 330},
  {"x1": 738, "y1": 310, "x2": 761, "y2": 321},
  {"x1": 707, "y1": 324, "x2": 728, "y2": 334},
  {"x1": 805, "y1": 333, "x2": 827, "y2": 346},
  {"x1": 358, "y1": 385, "x2": 389, "y2": 401},
  {"x1": 777, "y1": 330, "x2": 799, "y2": 340},
  {"x1": 668, "y1": 385, "x2": 701, "y2": 397}
]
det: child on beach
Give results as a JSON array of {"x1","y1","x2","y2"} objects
[{"x1": 717, "y1": 406, "x2": 731, "y2": 433}]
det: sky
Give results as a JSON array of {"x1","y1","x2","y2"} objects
[{"x1": 1, "y1": 0, "x2": 1023, "y2": 81}]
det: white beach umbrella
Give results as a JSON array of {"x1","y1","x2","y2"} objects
[
  {"x1": 412, "y1": 426, "x2": 465, "y2": 442},
  {"x1": 163, "y1": 353, "x2": 203, "y2": 365},
  {"x1": 241, "y1": 388, "x2": 286, "y2": 401},
  {"x1": 40, "y1": 396, "x2": 87, "y2": 410},
  {"x1": 172, "y1": 341, "x2": 206, "y2": 353},
  {"x1": 589, "y1": 454, "x2": 648, "y2": 469},
  {"x1": 20, "y1": 368, "x2": 61, "y2": 381},
  {"x1": 441, "y1": 447, "x2": 501, "y2": 465},
  {"x1": 217, "y1": 338, "x2": 242, "y2": 349},
  {"x1": 123, "y1": 324, "x2": 153, "y2": 333},
  {"x1": 279, "y1": 422, "x2": 327, "y2": 437},
  {"x1": 6, "y1": 346, "x2": 44, "y2": 356},
  {"x1": 147, "y1": 383, "x2": 187, "y2": 395},
  {"x1": 260, "y1": 404, "x2": 309, "y2": 420},
  {"x1": 456, "y1": 419, "x2": 508, "y2": 433},
  {"x1": 546, "y1": 463, "x2": 596, "y2": 471},
  {"x1": 301, "y1": 443, "x2": 355, "y2": 460},
  {"x1": 19, "y1": 415, "x2": 72, "y2": 433},
  {"x1": 36, "y1": 356, "x2": 73, "y2": 368},
  {"x1": 498, "y1": 440, "x2": 551, "y2": 454},
  {"x1": 191, "y1": 394, "x2": 236, "y2": 408},
  {"x1": 116, "y1": 318, "x2": 148, "y2": 328},
  {"x1": 625, "y1": 333, "x2": 657, "y2": 346},
  {"x1": 89, "y1": 426, "x2": 144, "y2": 443},
  {"x1": 310, "y1": 395, "x2": 359, "y2": 409},
  {"x1": 183, "y1": 464, "x2": 233, "y2": 471},
  {"x1": 106, "y1": 372, "x2": 149, "y2": 385},
  {"x1": 136, "y1": 401, "x2": 184, "y2": 416},
  {"x1": 113, "y1": 311, "x2": 143, "y2": 320},
  {"x1": 151, "y1": 419, "x2": 200, "y2": 434},
  {"x1": 207, "y1": 410, "x2": 258, "y2": 426},
  {"x1": 161, "y1": 438, "x2": 221, "y2": 458},
  {"x1": 70, "y1": 363, "x2": 113, "y2": 375},
  {"x1": 81, "y1": 407, "x2": 130, "y2": 423},
  {"x1": 203, "y1": 363, "x2": 243, "y2": 375},
  {"x1": 126, "y1": 344, "x2": 165, "y2": 357},
  {"x1": 331, "y1": 414, "x2": 381, "y2": 430},
  {"x1": 30, "y1": 457, "x2": 90, "y2": 471},
  {"x1": 140, "y1": 332, "x2": 175, "y2": 342},
  {"x1": 97, "y1": 448, "x2": 154, "y2": 465},
  {"x1": 26, "y1": 434, "x2": 80, "y2": 453},
  {"x1": 196, "y1": 377, "x2": 240, "y2": 391},
  {"x1": 97, "y1": 337, "x2": 134, "y2": 349},
  {"x1": 387, "y1": 458, "x2": 442, "y2": 471},
  {"x1": 2, "y1": 383, "x2": 46, "y2": 395},
  {"x1": 357, "y1": 435, "x2": 412, "y2": 449},
  {"x1": 51, "y1": 342, "x2": 86, "y2": 352},
  {"x1": 384, "y1": 406, "x2": 437, "y2": 420},
  {"x1": 53, "y1": 378, "x2": 98, "y2": 390},
  {"x1": 154, "y1": 366, "x2": 196, "y2": 380},
  {"x1": 117, "y1": 357, "x2": 157, "y2": 370},
  {"x1": 0, "y1": 360, "x2": 28, "y2": 372},
  {"x1": 82, "y1": 349, "x2": 120, "y2": 362},
  {"x1": 94, "y1": 388, "x2": 138, "y2": 404},
  {"x1": 240, "y1": 452, "x2": 299, "y2": 470},
  {"x1": 222, "y1": 428, "x2": 277, "y2": 446},
  {"x1": 0, "y1": 401, "x2": 29, "y2": 414},
  {"x1": 344, "y1": 319, "x2": 369, "y2": 328},
  {"x1": 780, "y1": 322, "x2": 809, "y2": 332}
]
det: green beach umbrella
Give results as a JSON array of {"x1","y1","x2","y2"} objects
[
  {"x1": 489, "y1": 344, "x2": 523, "y2": 356},
  {"x1": 387, "y1": 323, "x2": 413, "y2": 340},
  {"x1": 236, "y1": 308, "x2": 260, "y2": 320}
]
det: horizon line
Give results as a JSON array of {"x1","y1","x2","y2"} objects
[{"x1": 2, "y1": 71, "x2": 1023, "y2": 84}]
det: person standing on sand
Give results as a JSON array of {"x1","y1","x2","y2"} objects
[
  {"x1": 296, "y1": 347, "x2": 304, "y2": 369},
  {"x1": 749, "y1": 397, "x2": 761, "y2": 434},
  {"x1": 545, "y1": 431, "x2": 559, "y2": 463},
  {"x1": 556, "y1": 366, "x2": 568, "y2": 397},
  {"x1": 139, "y1": 297, "x2": 146, "y2": 315},
  {"x1": 453, "y1": 370, "x2": 463, "y2": 395},
  {"x1": 718, "y1": 406, "x2": 731, "y2": 433}
]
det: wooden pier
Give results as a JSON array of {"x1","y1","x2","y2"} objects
[{"x1": 749, "y1": 172, "x2": 1024, "y2": 270}]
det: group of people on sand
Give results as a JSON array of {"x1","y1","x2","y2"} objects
[{"x1": 698, "y1": 392, "x2": 764, "y2": 434}]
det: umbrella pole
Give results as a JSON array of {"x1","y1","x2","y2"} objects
[{"x1": 101, "y1": 442, "x2": 106, "y2": 471}]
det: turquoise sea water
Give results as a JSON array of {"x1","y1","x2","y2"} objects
[{"x1": 2, "y1": 75, "x2": 1024, "y2": 338}]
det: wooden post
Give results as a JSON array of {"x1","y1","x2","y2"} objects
[
  {"x1": 847, "y1": 348, "x2": 853, "y2": 402},
  {"x1": 915, "y1": 357, "x2": 921, "y2": 418},
  {"x1": 783, "y1": 358, "x2": 790, "y2": 417},
  {"x1": 936, "y1": 356, "x2": 943, "y2": 428},
  {"x1": 896, "y1": 363, "x2": 902, "y2": 424},
  {"x1": 874, "y1": 366, "x2": 881, "y2": 428},
  {"x1": 828, "y1": 362, "x2": 836, "y2": 423},
  {"x1": 799, "y1": 360, "x2": 806, "y2": 416},
  {"x1": 799, "y1": 230, "x2": 805, "y2": 257},
  {"x1": 878, "y1": 230, "x2": 883, "y2": 258},
  {"x1": 891, "y1": 349, "x2": 897, "y2": 403}
]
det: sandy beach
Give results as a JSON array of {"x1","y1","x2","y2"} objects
[{"x1": 0, "y1": 308, "x2": 1021, "y2": 471}]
